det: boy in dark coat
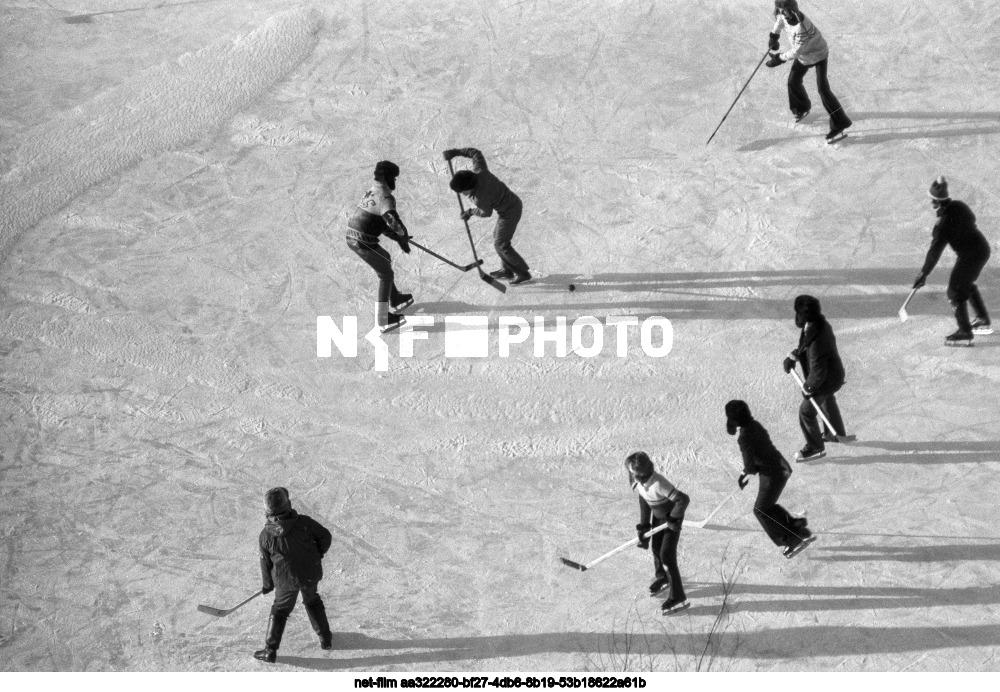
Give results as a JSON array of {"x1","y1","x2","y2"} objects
[
  {"x1": 782, "y1": 295, "x2": 849, "y2": 461},
  {"x1": 443, "y1": 147, "x2": 531, "y2": 284},
  {"x1": 254, "y1": 487, "x2": 334, "y2": 663},
  {"x1": 912, "y1": 176, "x2": 992, "y2": 343},
  {"x1": 726, "y1": 400, "x2": 814, "y2": 558},
  {"x1": 626, "y1": 451, "x2": 691, "y2": 615}
]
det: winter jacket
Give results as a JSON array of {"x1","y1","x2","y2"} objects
[
  {"x1": 920, "y1": 199, "x2": 991, "y2": 276},
  {"x1": 259, "y1": 510, "x2": 333, "y2": 591},
  {"x1": 738, "y1": 420, "x2": 792, "y2": 478},
  {"x1": 453, "y1": 148, "x2": 521, "y2": 218},
  {"x1": 631, "y1": 470, "x2": 689, "y2": 523},
  {"x1": 772, "y1": 13, "x2": 829, "y2": 66},
  {"x1": 793, "y1": 315, "x2": 845, "y2": 395}
]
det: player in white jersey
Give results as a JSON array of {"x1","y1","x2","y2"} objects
[
  {"x1": 626, "y1": 452, "x2": 690, "y2": 614},
  {"x1": 346, "y1": 161, "x2": 414, "y2": 333}
]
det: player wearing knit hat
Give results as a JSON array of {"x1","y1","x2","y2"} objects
[{"x1": 912, "y1": 177, "x2": 993, "y2": 344}]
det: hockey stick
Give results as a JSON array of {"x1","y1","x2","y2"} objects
[
  {"x1": 409, "y1": 239, "x2": 484, "y2": 272},
  {"x1": 559, "y1": 522, "x2": 673, "y2": 572},
  {"x1": 898, "y1": 287, "x2": 918, "y2": 322},
  {"x1": 683, "y1": 490, "x2": 739, "y2": 529},
  {"x1": 447, "y1": 159, "x2": 507, "y2": 294},
  {"x1": 706, "y1": 50, "x2": 770, "y2": 145},
  {"x1": 788, "y1": 369, "x2": 853, "y2": 442},
  {"x1": 197, "y1": 590, "x2": 262, "y2": 617}
]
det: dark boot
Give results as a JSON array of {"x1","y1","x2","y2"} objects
[
  {"x1": 253, "y1": 613, "x2": 287, "y2": 663},
  {"x1": 305, "y1": 600, "x2": 334, "y2": 650}
]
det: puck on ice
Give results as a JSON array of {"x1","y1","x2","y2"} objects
[{"x1": 568, "y1": 284, "x2": 576, "y2": 291}]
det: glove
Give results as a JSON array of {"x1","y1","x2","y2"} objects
[
  {"x1": 460, "y1": 208, "x2": 476, "y2": 221},
  {"x1": 738, "y1": 473, "x2": 749, "y2": 490},
  {"x1": 912, "y1": 273, "x2": 926, "y2": 289},
  {"x1": 442, "y1": 149, "x2": 460, "y2": 161},
  {"x1": 766, "y1": 53, "x2": 786, "y2": 68},
  {"x1": 636, "y1": 523, "x2": 651, "y2": 549},
  {"x1": 262, "y1": 585, "x2": 274, "y2": 595},
  {"x1": 802, "y1": 385, "x2": 814, "y2": 397},
  {"x1": 768, "y1": 32, "x2": 780, "y2": 51},
  {"x1": 782, "y1": 357, "x2": 797, "y2": 373},
  {"x1": 396, "y1": 233, "x2": 411, "y2": 254}
]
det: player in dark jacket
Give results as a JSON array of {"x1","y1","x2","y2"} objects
[
  {"x1": 444, "y1": 147, "x2": 531, "y2": 284},
  {"x1": 726, "y1": 400, "x2": 814, "y2": 558},
  {"x1": 782, "y1": 295, "x2": 849, "y2": 461},
  {"x1": 254, "y1": 487, "x2": 334, "y2": 663},
  {"x1": 912, "y1": 176, "x2": 992, "y2": 343}
]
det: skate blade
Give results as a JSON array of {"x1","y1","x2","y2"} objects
[
  {"x1": 390, "y1": 298, "x2": 414, "y2": 313},
  {"x1": 661, "y1": 600, "x2": 690, "y2": 616},
  {"x1": 973, "y1": 327, "x2": 994, "y2": 335},
  {"x1": 944, "y1": 340, "x2": 973, "y2": 347},
  {"x1": 379, "y1": 318, "x2": 407, "y2": 334},
  {"x1": 826, "y1": 133, "x2": 848, "y2": 145},
  {"x1": 795, "y1": 451, "x2": 826, "y2": 462},
  {"x1": 785, "y1": 535, "x2": 817, "y2": 559}
]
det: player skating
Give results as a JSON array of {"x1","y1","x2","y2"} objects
[
  {"x1": 625, "y1": 452, "x2": 690, "y2": 615},
  {"x1": 912, "y1": 176, "x2": 992, "y2": 345},
  {"x1": 346, "y1": 160, "x2": 415, "y2": 334},
  {"x1": 783, "y1": 295, "x2": 850, "y2": 461},
  {"x1": 443, "y1": 148, "x2": 532, "y2": 285},
  {"x1": 254, "y1": 488, "x2": 334, "y2": 663},
  {"x1": 766, "y1": 0, "x2": 853, "y2": 144},
  {"x1": 726, "y1": 400, "x2": 815, "y2": 558}
]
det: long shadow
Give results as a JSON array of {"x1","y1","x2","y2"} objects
[
  {"x1": 274, "y1": 608, "x2": 1000, "y2": 669},
  {"x1": 411, "y1": 268, "x2": 997, "y2": 322},
  {"x1": 739, "y1": 110, "x2": 1000, "y2": 152},
  {"x1": 810, "y1": 544, "x2": 1000, "y2": 563},
  {"x1": 811, "y1": 439, "x2": 1000, "y2": 466}
]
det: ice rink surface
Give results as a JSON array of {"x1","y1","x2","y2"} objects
[{"x1": 3, "y1": 0, "x2": 1000, "y2": 672}]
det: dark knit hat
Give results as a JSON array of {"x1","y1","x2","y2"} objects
[
  {"x1": 449, "y1": 169, "x2": 477, "y2": 193},
  {"x1": 928, "y1": 175, "x2": 949, "y2": 200},
  {"x1": 374, "y1": 160, "x2": 400, "y2": 181},
  {"x1": 774, "y1": 0, "x2": 799, "y2": 14},
  {"x1": 725, "y1": 400, "x2": 753, "y2": 436},
  {"x1": 794, "y1": 294, "x2": 822, "y2": 326},
  {"x1": 265, "y1": 487, "x2": 291, "y2": 516}
]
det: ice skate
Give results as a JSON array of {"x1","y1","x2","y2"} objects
[
  {"x1": 379, "y1": 313, "x2": 406, "y2": 334},
  {"x1": 510, "y1": 271, "x2": 533, "y2": 285},
  {"x1": 489, "y1": 268, "x2": 514, "y2": 280},
  {"x1": 825, "y1": 123, "x2": 850, "y2": 144},
  {"x1": 390, "y1": 293, "x2": 413, "y2": 313},
  {"x1": 793, "y1": 109, "x2": 810, "y2": 123},
  {"x1": 253, "y1": 648, "x2": 277, "y2": 663},
  {"x1": 660, "y1": 597, "x2": 690, "y2": 615},
  {"x1": 783, "y1": 533, "x2": 817, "y2": 559},
  {"x1": 944, "y1": 329, "x2": 973, "y2": 347},
  {"x1": 648, "y1": 576, "x2": 670, "y2": 597},
  {"x1": 971, "y1": 318, "x2": 993, "y2": 335},
  {"x1": 795, "y1": 447, "x2": 826, "y2": 462}
]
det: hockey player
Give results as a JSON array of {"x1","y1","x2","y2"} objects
[
  {"x1": 625, "y1": 451, "x2": 690, "y2": 615},
  {"x1": 443, "y1": 147, "x2": 532, "y2": 284},
  {"x1": 726, "y1": 400, "x2": 815, "y2": 558},
  {"x1": 783, "y1": 295, "x2": 849, "y2": 461},
  {"x1": 766, "y1": 0, "x2": 853, "y2": 143},
  {"x1": 255, "y1": 487, "x2": 334, "y2": 663},
  {"x1": 346, "y1": 161, "x2": 415, "y2": 334},
  {"x1": 912, "y1": 176, "x2": 992, "y2": 344}
]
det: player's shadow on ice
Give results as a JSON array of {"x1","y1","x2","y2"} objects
[
  {"x1": 274, "y1": 617, "x2": 1000, "y2": 668},
  {"x1": 812, "y1": 440, "x2": 1000, "y2": 466},
  {"x1": 416, "y1": 268, "x2": 998, "y2": 322},
  {"x1": 809, "y1": 544, "x2": 1000, "y2": 563},
  {"x1": 739, "y1": 111, "x2": 1000, "y2": 151}
]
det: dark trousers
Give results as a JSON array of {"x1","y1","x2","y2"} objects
[
  {"x1": 799, "y1": 390, "x2": 846, "y2": 450},
  {"x1": 753, "y1": 474, "x2": 802, "y2": 547},
  {"x1": 948, "y1": 249, "x2": 991, "y2": 329},
  {"x1": 650, "y1": 516, "x2": 685, "y2": 602},
  {"x1": 788, "y1": 59, "x2": 851, "y2": 130},
  {"x1": 347, "y1": 237, "x2": 404, "y2": 324},
  {"x1": 268, "y1": 582, "x2": 331, "y2": 646},
  {"x1": 493, "y1": 197, "x2": 529, "y2": 274}
]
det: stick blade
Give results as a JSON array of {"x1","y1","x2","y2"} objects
[
  {"x1": 197, "y1": 604, "x2": 228, "y2": 617},
  {"x1": 898, "y1": 307, "x2": 909, "y2": 322},
  {"x1": 559, "y1": 557, "x2": 587, "y2": 571},
  {"x1": 478, "y1": 270, "x2": 507, "y2": 293}
]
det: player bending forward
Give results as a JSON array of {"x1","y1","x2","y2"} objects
[
  {"x1": 913, "y1": 176, "x2": 992, "y2": 345},
  {"x1": 726, "y1": 400, "x2": 815, "y2": 558},
  {"x1": 625, "y1": 452, "x2": 690, "y2": 615}
]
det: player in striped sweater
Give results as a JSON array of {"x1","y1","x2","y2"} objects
[{"x1": 766, "y1": 0, "x2": 853, "y2": 143}]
